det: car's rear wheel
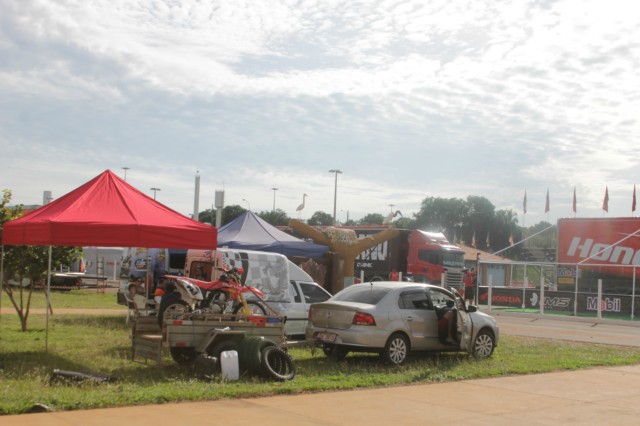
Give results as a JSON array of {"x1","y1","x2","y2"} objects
[
  {"x1": 472, "y1": 329, "x2": 495, "y2": 359},
  {"x1": 322, "y1": 343, "x2": 349, "y2": 360},
  {"x1": 382, "y1": 333, "x2": 409, "y2": 365}
]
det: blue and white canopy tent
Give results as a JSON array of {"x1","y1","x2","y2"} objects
[{"x1": 217, "y1": 211, "x2": 328, "y2": 258}]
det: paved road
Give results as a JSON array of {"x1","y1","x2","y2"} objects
[{"x1": 489, "y1": 310, "x2": 640, "y2": 347}]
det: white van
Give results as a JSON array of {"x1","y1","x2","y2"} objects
[{"x1": 185, "y1": 248, "x2": 332, "y2": 339}]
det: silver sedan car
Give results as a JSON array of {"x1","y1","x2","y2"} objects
[{"x1": 306, "y1": 282, "x2": 498, "y2": 364}]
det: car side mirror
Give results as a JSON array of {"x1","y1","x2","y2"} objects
[{"x1": 467, "y1": 305, "x2": 477, "y2": 313}]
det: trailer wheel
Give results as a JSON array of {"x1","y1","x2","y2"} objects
[
  {"x1": 260, "y1": 346, "x2": 296, "y2": 381},
  {"x1": 170, "y1": 347, "x2": 198, "y2": 365},
  {"x1": 232, "y1": 300, "x2": 267, "y2": 316}
]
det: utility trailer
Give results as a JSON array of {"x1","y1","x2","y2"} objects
[
  {"x1": 131, "y1": 312, "x2": 287, "y2": 366},
  {"x1": 132, "y1": 312, "x2": 296, "y2": 380}
]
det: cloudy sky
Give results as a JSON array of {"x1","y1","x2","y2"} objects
[{"x1": 1, "y1": 0, "x2": 639, "y2": 227}]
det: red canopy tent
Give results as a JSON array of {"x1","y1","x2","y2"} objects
[
  {"x1": 2, "y1": 169, "x2": 217, "y2": 248},
  {"x1": 1, "y1": 169, "x2": 216, "y2": 349}
]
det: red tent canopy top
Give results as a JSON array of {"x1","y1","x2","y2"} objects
[{"x1": 2, "y1": 170, "x2": 217, "y2": 249}]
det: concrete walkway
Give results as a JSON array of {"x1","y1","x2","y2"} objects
[{"x1": 4, "y1": 364, "x2": 640, "y2": 425}]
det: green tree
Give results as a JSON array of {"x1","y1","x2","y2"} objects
[
  {"x1": 394, "y1": 216, "x2": 416, "y2": 230},
  {"x1": 1, "y1": 189, "x2": 81, "y2": 331},
  {"x1": 1, "y1": 189, "x2": 21, "y2": 228},
  {"x1": 198, "y1": 208, "x2": 215, "y2": 225},
  {"x1": 464, "y1": 196, "x2": 495, "y2": 248},
  {"x1": 414, "y1": 197, "x2": 468, "y2": 242},
  {"x1": 521, "y1": 221, "x2": 556, "y2": 261},
  {"x1": 257, "y1": 209, "x2": 290, "y2": 226},
  {"x1": 222, "y1": 205, "x2": 248, "y2": 226},
  {"x1": 358, "y1": 213, "x2": 385, "y2": 226},
  {"x1": 489, "y1": 209, "x2": 521, "y2": 256},
  {"x1": 198, "y1": 205, "x2": 248, "y2": 226},
  {"x1": 307, "y1": 211, "x2": 334, "y2": 226}
]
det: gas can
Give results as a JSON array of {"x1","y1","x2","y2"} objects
[{"x1": 220, "y1": 350, "x2": 239, "y2": 381}]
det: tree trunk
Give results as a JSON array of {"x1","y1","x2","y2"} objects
[{"x1": 3, "y1": 273, "x2": 32, "y2": 331}]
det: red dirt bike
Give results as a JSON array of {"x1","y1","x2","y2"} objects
[
  {"x1": 160, "y1": 266, "x2": 268, "y2": 322},
  {"x1": 201, "y1": 266, "x2": 268, "y2": 315}
]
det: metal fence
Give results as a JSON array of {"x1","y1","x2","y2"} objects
[{"x1": 477, "y1": 260, "x2": 639, "y2": 320}]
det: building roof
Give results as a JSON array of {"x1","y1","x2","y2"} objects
[{"x1": 458, "y1": 244, "x2": 511, "y2": 263}]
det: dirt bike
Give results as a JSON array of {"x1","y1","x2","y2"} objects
[{"x1": 159, "y1": 267, "x2": 268, "y2": 323}]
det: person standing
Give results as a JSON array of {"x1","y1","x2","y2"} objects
[
  {"x1": 464, "y1": 267, "x2": 476, "y2": 304},
  {"x1": 389, "y1": 269, "x2": 399, "y2": 281}
]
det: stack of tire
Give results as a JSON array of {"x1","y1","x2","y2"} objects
[{"x1": 238, "y1": 337, "x2": 296, "y2": 381}]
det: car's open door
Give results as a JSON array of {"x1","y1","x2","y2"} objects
[{"x1": 450, "y1": 287, "x2": 473, "y2": 352}]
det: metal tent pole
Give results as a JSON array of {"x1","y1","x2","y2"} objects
[
  {"x1": 1, "y1": 245, "x2": 4, "y2": 331},
  {"x1": 46, "y1": 246, "x2": 52, "y2": 353}
]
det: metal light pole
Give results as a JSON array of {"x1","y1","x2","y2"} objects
[
  {"x1": 242, "y1": 198, "x2": 251, "y2": 210},
  {"x1": 122, "y1": 167, "x2": 130, "y2": 181},
  {"x1": 341, "y1": 209, "x2": 349, "y2": 225},
  {"x1": 329, "y1": 169, "x2": 342, "y2": 225},
  {"x1": 150, "y1": 187, "x2": 161, "y2": 200},
  {"x1": 271, "y1": 187, "x2": 278, "y2": 211}
]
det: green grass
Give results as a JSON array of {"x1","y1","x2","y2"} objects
[
  {"x1": 2, "y1": 308, "x2": 640, "y2": 415},
  {"x1": 1, "y1": 288, "x2": 125, "y2": 310}
]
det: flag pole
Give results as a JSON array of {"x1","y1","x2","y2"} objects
[{"x1": 522, "y1": 190, "x2": 527, "y2": 248}]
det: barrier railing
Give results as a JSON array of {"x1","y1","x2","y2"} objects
[{"x1": 477, "y1": 260, "x2": 638, "y2": 320}]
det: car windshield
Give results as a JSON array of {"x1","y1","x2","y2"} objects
[{"x1": 332, "y1": 285, "x2": 391, "y2": 305}]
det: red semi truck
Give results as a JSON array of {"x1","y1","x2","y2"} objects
[
  {"x1": 343, "y1": 227, "x2": 465, "y2": 288},
  {"x1": 556, "y1": 217, "x2": 640, "y2": 292}
]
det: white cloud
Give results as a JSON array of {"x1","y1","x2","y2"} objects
[{"x1": 1, "y1": 0, "x2": 639, "y2": 225}]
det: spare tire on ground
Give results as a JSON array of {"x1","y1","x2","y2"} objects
[
  {"x1": 260, "y1": 346, "x2": 296, "y2": 381},
  {"x1": 49, "y1": 369, "x2": 117, "y2": 384}
]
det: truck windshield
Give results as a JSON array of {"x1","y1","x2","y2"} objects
[
  {"x1": 442, "y1": 252, "x2": 464, "y2": 268},
  {"x1": 417, "y1": 250, "x2": 464, "y2": 268}
]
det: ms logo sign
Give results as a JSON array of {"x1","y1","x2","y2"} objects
[{"x1": 529, "y1": 292, "x2": 571, "y2": 309}]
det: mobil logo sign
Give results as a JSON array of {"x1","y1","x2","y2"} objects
[{"x1": 586, "y1": 297, "x2": 621, "y2": 312}]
